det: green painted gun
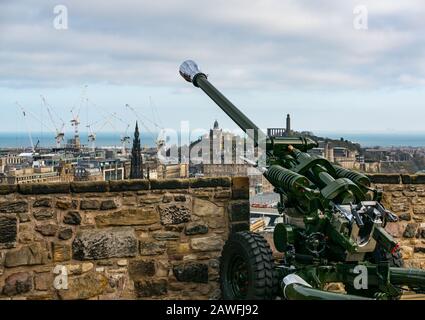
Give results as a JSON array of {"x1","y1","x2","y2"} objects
[{"x1": 180, "y1": 60, "x2": 425, "y2": 300}]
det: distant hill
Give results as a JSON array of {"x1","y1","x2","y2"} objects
[{"x1": 299, "y1": 131, "x2": 361, "y2": 152}]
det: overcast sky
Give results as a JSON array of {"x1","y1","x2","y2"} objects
[{"x1": 1, "y1": 0, "x2": 425, "y2": 137}]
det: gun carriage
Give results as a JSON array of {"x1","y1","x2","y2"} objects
[{"x1": 180, "y1": 60, "x2": 425, "y2": 300}]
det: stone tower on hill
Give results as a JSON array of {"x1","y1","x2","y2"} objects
[{"x1": 285, "y1": 114, "x2": 292, "y2": 136}]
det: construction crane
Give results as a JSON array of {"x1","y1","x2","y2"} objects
[
  {"x1": 149, "y1": 96, "x2": 164, "y2": 130},
  {"x1": 16, "y1": 102, "x2": 40, "y2": 154},
  {"x1": 125, "y1": 103, "x2": 165, "y2": 149},
  {"x1": 86, "y1": 123, "x2": 96, "y2": 151},
  {"x1": 149, "y1": 97, "x2": 166, "y2": 150},
  {"x1": 70, "y1": 109, "x2": 81, "y2": 148},
  {"x1": 40, "y1": 95, "x2": 65, "y2": 148},
  {"x1": 84, "y1": 98, "x2": 129, "y2": 153},
  {"x1": 86, "y1": 113, "x2": 116, "y2": 152},
  {"x1": 121, "y1": 126, "x2": 131, "y2": 156},
  {"x1": 110, "y1": 112, "x2": 131, "y2": 156},
  {"x1": 69, "y1": 85, "x2": 88, "y2": 150}
]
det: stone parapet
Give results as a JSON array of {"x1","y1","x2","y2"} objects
[{"x1": 0, "y1": 177, "x2": 249, "y2": 300}]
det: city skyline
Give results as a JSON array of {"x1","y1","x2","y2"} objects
[{"x1": 2, "y1": 1, "x2": 425, "y2": 134}]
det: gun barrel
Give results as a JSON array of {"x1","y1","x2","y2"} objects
[{"x1": 179, "y1": 60, "x2": 267, "y2": 147}]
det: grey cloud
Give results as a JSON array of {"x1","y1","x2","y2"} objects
[{"x1": 1, "y1": 0, "x2": 425, "y2": 90}]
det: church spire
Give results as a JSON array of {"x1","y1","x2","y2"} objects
[{"x1": 130, "y1": 121, "x2": 143, "y2": 179}]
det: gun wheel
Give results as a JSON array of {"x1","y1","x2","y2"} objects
[{"x1": 220, "y1": 231, "x2": 275, "y2": 300}]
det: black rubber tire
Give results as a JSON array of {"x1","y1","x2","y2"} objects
[
  {"x1": 220, "y1": 231, "x2": 275, "y2": 300},
  {"x1": 345, "y1": 244, "x2": 404, "y2": 298}
]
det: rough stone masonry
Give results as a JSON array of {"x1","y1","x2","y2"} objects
[
  {"x1": 369, "y1": 174, "x2": 425, "y2": 269},
  {"x1": 0, "y1": 177, "x2": 250, "y2": 300}
]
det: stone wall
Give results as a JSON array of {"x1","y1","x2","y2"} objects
[
  {"x1": 369, "y1": 174, "x2": 425, "y2": 269},
  {"x1": 0, "y1": 177, "x2": 250, "y2": 300}
]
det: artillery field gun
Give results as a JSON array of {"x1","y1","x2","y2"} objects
[{"x1": 179, "y1": 60, "x2": 425, "y2": 300}]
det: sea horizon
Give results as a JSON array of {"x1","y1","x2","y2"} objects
[
  {"x1": 0, "y1": 132, "x2": 158, "y2": 149},
  {"x1": 0, "y1": 131, "x2": 425, "y2": 149},
  {"x1": 315, "y1": 131, "x2": 425, "y2": 148}
]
